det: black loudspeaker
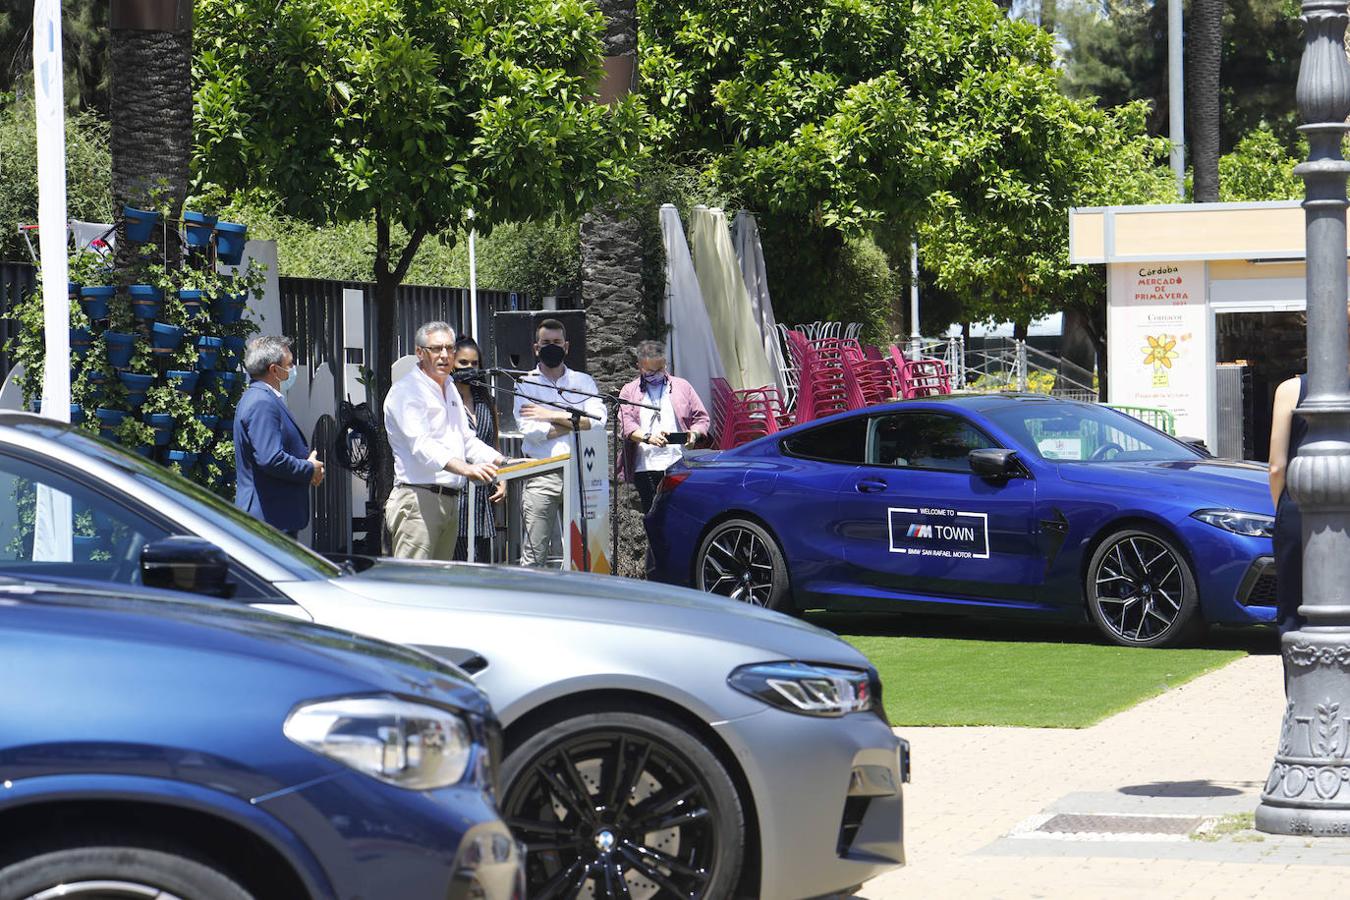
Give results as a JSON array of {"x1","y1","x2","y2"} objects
[{"x1": 491, "y1": 310, "x2": 589, "y2": 429}]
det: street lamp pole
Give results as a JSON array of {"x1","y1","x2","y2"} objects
[{"x1": 1255, "y1": 0, "x2": 1350, "y2": 837}]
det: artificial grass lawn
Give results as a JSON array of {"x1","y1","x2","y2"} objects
[{"x1": 842, "y1": 634, "x2": 1246, "y2": 728}]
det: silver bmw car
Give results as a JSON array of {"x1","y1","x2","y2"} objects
[{"x1": 0, "y1": 415, "x2": 907, "y2": 899}]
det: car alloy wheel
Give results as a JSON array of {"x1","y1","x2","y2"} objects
[
  {"x1": 1087, "y1": 528, "x2": 1199, "y2": 647},
  {"x1": 695, "y1": 519, "x2": 788, "y2": 610},
  {"x1": 501, "y1": 710, "x2": 743, "y2": 900}
]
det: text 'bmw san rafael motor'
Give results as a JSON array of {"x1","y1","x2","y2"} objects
[{"x1": 648, "y1": 394, "x2": 1278, "y2": 648}]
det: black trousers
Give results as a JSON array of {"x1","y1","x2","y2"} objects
[{"x1": 634, "y1": 471, "x2": 664, "y2": 515}]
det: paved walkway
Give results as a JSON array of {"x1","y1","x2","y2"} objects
[{"x1": 860, "y1": 653, "x2": 1350, "y2": 899}]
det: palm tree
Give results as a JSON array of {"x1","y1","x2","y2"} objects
[
  {"x1": 580, "y1": 0, "x2": 645, "y2": 576},
  {"x1": 1188, "y1": 0, "x2": 1223, "y2": 202},
  {"x1": 109, "y1": 0, "x2": 193, "y2": 264}
]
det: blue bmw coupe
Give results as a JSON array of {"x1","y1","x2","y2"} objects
[{"x1": 647, "y1": 394, "x2": 1277, "y2": 647}]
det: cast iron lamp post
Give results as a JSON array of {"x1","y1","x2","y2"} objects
[{"x1": 1255, "y1": 0, "x2": 1350, "y2": 836}]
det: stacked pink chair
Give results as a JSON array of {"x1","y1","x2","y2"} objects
[
  {"x1": 887, "y1": 346, "x2": 953, "y2": 399},
  {"x1": 786, "y1": 332, "x2": 851, "y2": 423},
  {"x1": 710, "y1": 377, "x2": 792, "y2": 449},
  {"x1": 839, "y1": 340, "x2": 897, "y2": 406}
]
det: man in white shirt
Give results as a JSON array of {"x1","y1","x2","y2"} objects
[
  {"x1": 384, "y1": 321, "x2": 506, "y2": 560},
  {"x1": 512, "y1": 318, "x2": 606, "y2": 567}
]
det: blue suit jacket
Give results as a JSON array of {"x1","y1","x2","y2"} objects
[{"x1": 234, "y1": 380, "x2": 312, "y2": 533}]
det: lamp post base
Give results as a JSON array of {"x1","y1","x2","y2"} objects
[{"x1": 1257, "y1": 628, "x2": 1350, "y2": 834}]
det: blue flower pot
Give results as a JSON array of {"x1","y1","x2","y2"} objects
[
  {"x1": 178, "y1": 289, "x2": 207, "y2": 318},
  {"x1": 84, "y1": 371, "x2": 109, "y2": 404},
  {"x1": 79, "y1": 285, "x2": 114, "y2": 320},
  {"x1": 150, "y1": 322, "x2": 185, "y2": 355},
  {"x1": 195, "y1": 335, "x2": 222, "y2": 370},
  {"x1": 166, "y1": 370, "x2": 199, "y2": 394},
  {"x1": 144, "y1": 412, "x2": 175, "y2": 446},
  {"x1": 68, "y1": 281, "x2": 80, "y2": 300},
  {"x1": 219, "y1": 417, "x2": 234, "y2": 436},
  {"x1": 69, "y1": 327, "x2": 92, "y2": 356},
  {"x1": 133, "y1": 443, "x2": 154, "y2": 458},
  {"x1": 212, "y1": 293, "x2": 247, "y2": 324},
  {"x1": 129, "y1": 284, "x2": 163, "y2": 320},
  {"x1": 215, "y1": 221, "x2": 247, "y2": 265},
  {"x1": 166, "y1": 449, "x2": 198, "y2": 469},
  {"x1": 118, "y1": 372, "x2": 154, "y2": 408},
  {"x1": 221, "y1": 335, "x2": 246, "y2": 369},
  {"x1": 94, "y1": 407, "x2": 125, "y2": 439},
  {"x1": 30, "y1": 401, "x2": 84, "y2": 423},
  {"x1": 183, "y1": 211, "x2": 218, "y2": 249},
  {"x1": 197, "y1": 414, "x2": 220, "y2": 434},
  {"x1": 122, "y1": 206, "x2": 161, "y2": 243},
  {"x1": 105, "y1": 331, "x2": 137, "y2": 368}
]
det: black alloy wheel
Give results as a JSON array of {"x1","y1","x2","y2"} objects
[
  {"x1": 501, "y1": 709, "x2": 744, "y2": 899},
  {"x1": 1086, "y1": 527, "x2": 1200, "y2": 648},
  {"x1": 694, "y1": 519, "x2": 790, "y2": 611}
]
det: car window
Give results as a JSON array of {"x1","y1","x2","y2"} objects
[
  {"x1": 0, "y1": 453, "x2": 169, "y2": 585},
  {"x1": 871, "y1": 412, "x2": 995, "y2": 472},
  {"x1": 780, "y1": 416, "x2": 868, "y2": 464},
  {"x1": 980, "y1": 403, "x2": 1200, "y2": 462}
]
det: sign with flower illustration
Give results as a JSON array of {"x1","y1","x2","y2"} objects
[{"x1": 1108, "y1": 262, "x2": 1209, "y2": 437}]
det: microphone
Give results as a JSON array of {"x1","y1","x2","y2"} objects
[{"x1": 450, "y1": 368, "x2": 487, "y2": 383}]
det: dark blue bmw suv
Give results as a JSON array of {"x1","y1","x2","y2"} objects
[{"x1": 0, "y1": 575, "x2": 522, "y2": 900}]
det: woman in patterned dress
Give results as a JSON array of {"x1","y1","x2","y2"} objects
[{"x1": 452, "y1": 336, "x2": 504, "y2": 561}]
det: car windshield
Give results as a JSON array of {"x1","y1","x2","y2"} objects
[
  {"x1": 32, "y1": 420, "x2": 342, "y2": 579},
  {"x1": 980, "y1": 402, "x2": 1202, "y2": 463}
]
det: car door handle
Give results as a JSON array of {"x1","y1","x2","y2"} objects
[{"x1": 856, "y1": 478, "x2": 888, "y2": 493}]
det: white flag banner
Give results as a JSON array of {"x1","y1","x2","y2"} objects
[
  {"x1": 34, "y1": 0, "x2": 71, "y2": 422},
  {"x1": 32, "y1": 0, "x2": 73, "y2": 563}
]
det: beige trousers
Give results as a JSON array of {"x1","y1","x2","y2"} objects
[
  {"x1": 519, "y1": 471, "x2": 564, "y2": 567},
  {"x1": 385, "y1": 485, "x2": 460, "y2": 561}
]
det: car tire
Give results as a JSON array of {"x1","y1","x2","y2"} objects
[
  {"x1": 1085, "y1": 526, "x2": 1202, "y2": 648},
  {"x1": 694, "y1": 518, "x2": 791, "y2": 611},
  {"x1": 0, "y1": 844, "x2": 253, "y2": 900},
  {"x1": 501, "y1": 707, "x2": 745, "y2": 900}
]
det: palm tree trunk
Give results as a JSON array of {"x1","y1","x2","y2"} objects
[
  {"x1": 109, "y1": 0, "x2": 193, "y2": 265},
  {"x1": 582, "y1": 0, "x2": 644, "y2": 577},
  {"x1": 1188, "y1": 0, "x2": 1223, "y2": 202}
]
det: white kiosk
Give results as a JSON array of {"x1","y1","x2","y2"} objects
[{"x1": 1069, "y1": 200, "x2": 1340, "y2": 461}]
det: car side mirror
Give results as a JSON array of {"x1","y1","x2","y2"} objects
[
  {"x1": 141, "y1": 536, "x2": 235, "y2": 599},
  {"x1": 969, "y1": 448, "x2": 1019, "y2": 480}
]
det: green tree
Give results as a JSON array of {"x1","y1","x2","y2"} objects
[
  {"x1": 1061, "y1": 0, "x2": 1301, "y2": 155},
  {"x1": 1217, "y1": 125, "x2": 1301, "y2": 201},
  {"x1": 194, "y1": 0, "x2": 643, "y2": 406},
  {"x1": 1, "y1": 0, "x2": 109, "y2": 114},
  {"x1": 0, "y1": 95, "x2": 113, "y2": 260}
]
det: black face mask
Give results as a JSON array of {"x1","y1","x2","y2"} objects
[{"x1": 537, "y1": 343, "x2": 566, "y2": 368}]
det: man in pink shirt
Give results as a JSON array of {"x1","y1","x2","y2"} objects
[{"x1": 618, "y1": 340, "x2": 711, "y2": 513}]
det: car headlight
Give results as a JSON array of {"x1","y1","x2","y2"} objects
[
  {"x1": 284, "y1": 696, "x2": 472, "y2": 789},
  {"x1": 728, "y1": 661, "x2": 873, "y2": 717},
  {"x1": 1192, "y1": 509, "x2": 1275, "y2": 538}
]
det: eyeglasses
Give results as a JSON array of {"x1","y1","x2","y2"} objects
[{"x1": 419, "y1": 344, "x2": 454, "y2": 355}]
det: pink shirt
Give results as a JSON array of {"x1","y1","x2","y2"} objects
[{"x1": 617, "y1": 374, "x2": 711, "y2": 482}]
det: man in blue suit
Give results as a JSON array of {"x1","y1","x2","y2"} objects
[{"x1": 233, "y1": 335, "x2": 323, "y2": 537}]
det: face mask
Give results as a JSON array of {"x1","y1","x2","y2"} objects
[
  {"x1": 538, "y1": 343, "x2": 566, "y2": 368},
  {"x1": 641, "y1": 370, "x2": 667, "y2": 390},
  {"x1": 279, "y1": 364, "x2": 298, "y2": 393}
]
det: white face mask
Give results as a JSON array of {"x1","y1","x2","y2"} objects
[{"x1": 279, "y1": 364, "x2": 298, "y2": 393}]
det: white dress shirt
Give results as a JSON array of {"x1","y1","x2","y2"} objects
[
  {"x1": 384, "y1": 367, "x2": 501, "y2": 488},
  {"x1": 635, "y1": 384, "x2": 682, "y2": 472},
  {"x1": 512, "y1": 366, "x2": 607, "y2": 460}
]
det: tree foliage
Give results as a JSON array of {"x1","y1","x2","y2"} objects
[
  {"x1": 194, "y1": 0, "x2": 645, "y2": 396},
  {"x1": 0, "y1": 94, "x2": 112, "y2": 260},
  {"x1": 1060, "y1": 0, "x2": 1302, "y2": 154},
  {"x1": 1217, "y1": 125, "x2": 1302, "y2": 201},
  {"x1": 639, "y1": 0, "x2": 1174, "y2": 352}
]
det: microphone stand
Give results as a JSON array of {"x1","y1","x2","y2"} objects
[
  {"x1": 462, "y1": 369, "x2": 617, "y2": 572},
  {"x1": 513, "y1": 374, "x2": 664, "y2": 576}
]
